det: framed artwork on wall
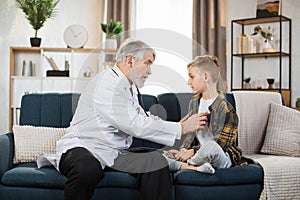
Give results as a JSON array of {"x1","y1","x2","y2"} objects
[{"x1": 256, "y1": 0, "x2": 281, "y2": 18}]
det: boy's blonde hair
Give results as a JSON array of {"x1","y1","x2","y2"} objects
[{"x1": 187, "y1": 55, "x2": 221, "y2": 83}]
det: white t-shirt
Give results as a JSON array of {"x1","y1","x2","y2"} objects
[{"x1": 196, "y1": 97, "x2": 216, "y2": 145}]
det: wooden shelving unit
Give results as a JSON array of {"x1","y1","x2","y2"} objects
[
  {"x1": 231, "y1": 15, "x2": 292, "y2": 106},
  {"x1": 9, "y1": 46, "x2": 117, "y2": 130}
]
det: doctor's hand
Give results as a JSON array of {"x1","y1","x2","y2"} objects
[
  {"x1": 180, "y1": 112, "x2": 209, "y2": 135},
  {"x1": 166, "y1": 149, "x2": 179, "y2": 159},
  {"x1": 175, "y1": 149, "x2": 194, "y2": 162}
]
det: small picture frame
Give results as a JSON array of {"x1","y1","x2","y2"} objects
[{"x1": 256, "y1": 0, "x2": 281, "y2": 18}]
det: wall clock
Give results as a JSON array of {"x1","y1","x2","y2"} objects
[{"x1": 63, "y1": 24, "x2": 88, "y2": 48}]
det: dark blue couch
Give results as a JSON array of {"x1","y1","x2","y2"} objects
[{"x1": 0, "y1": 93, "x2": 263, "y2": 200}]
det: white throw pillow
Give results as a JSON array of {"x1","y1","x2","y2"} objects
[
  {"x1": 261, "y1": 103, "x2": 300, "y2": 157},
  {"x1": 13, "y1": 125, "x2": 66, "y2": 164}
]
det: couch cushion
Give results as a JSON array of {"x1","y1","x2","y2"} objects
[
  {"x1": 174, "y1": 164, "x2": 263, "y2": 186},
  {"x1": 1, "y1": 163, "x2": 138, "y2": 189},
  {"x1": 261, "y1": 102, "x2": 300, "y2": 157},
  {"x1": 157, "y1": 93, "x2": 180, "y2": 121},
  {"x1": 60, "y1": 93, "x2": 80, "y2": 127},
  {"x1": 130, "y1": 94, "x2": 163, "y2": 149},
  {"x1": 98, "y1": 171, "x2": 138, "y2": 188},
  {"x1": 141, "y1": 94, "x2": 158, "y2": 111},
  {"x1": 158, "y1": 93, "x2": 194, "y2": 122},
  {"x1": 20, "y1": 93, "x2": 80, "y2": 128},
  {"x1": 12, "y1": 125, "x2": 66, "y2": 164},
  {"x1": 1, "y1": 163, "x2": 66, "y2": 188},
  {"x1": 224, "y1": 93, "x2": 236, "y2": 110},
  {"x1": 233, "y1": 91, "x2": 282, "y2": 154},
  {"x1": 20, "y1": 94, "x2": 61, "y2": 127}
]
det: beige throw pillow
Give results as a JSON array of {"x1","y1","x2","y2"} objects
[
  {"x1": 261, "y1": 103, "x2": 300, "y2": 157},
  {"x1": 13, "y1": 125, "x2": 66, "y2": 164}
]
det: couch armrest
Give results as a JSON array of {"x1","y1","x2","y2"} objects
[{"x1": 0, "y1": 133, "x2": 14, "y2": 177}]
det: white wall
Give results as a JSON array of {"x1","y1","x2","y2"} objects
[
  {"x1": 226, "y1": 0, "x2": 300, "y2": 106},
  {"x1": 0, "y1": 0, "x2": 103, "y2": 133},
  {"x1": 1, "y1": 0, "x2": 300, "y2": 133}
]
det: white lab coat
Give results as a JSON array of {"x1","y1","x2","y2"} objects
[{"x1": 56, "y1": 66, "x2": 181, "y2": 169}]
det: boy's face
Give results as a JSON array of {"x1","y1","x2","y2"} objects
[{"x1": 187, "y1": 66, "x2": 207, "y2": 94}]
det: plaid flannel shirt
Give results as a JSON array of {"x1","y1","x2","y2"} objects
[{"x1": 180, "y1": 92, "x2": 248, "y2": 166}]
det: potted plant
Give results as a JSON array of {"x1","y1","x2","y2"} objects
[
  {"x1": 16, "y1": 0, "x2": 60, "y2": 47},
  {"x1": 101, "y1": 19, "x2": 123, "y2": 49},
  {"x1": 243, "y1": 77, "x2": 251, "y2": 89}
]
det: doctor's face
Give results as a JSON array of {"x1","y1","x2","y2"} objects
[{"x1": 131, "y1": 50, "x2": 154, "y2": 88}]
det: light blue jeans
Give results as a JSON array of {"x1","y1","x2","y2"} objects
[{"x1": 164, "y1": 140, "x2": 232, "y2": 171}]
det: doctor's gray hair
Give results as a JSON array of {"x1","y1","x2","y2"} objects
[{"x1": 115, "y1": 39, "x2": 156, "y2": 63}]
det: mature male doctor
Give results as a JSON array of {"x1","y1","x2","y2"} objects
[{"x1": 56, "y1": 40, "x2": 208, "y2": 200}]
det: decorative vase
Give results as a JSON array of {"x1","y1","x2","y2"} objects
[
  {"x1": 105, "y1": 38, "x2": 117, "y2": 49},
  {"x1": 267, "y1": 78, "x2": 275, "y2": 89},
  {"x1": 30, "y1": 37, "x2": 41, "y2": 47},
  {"x1": 251, "y1": 34, "x2": 263, "y2": 53},
  {"x1": 262, "y1": 39, "x2": 275, "y2": 53},
  {"x1": 244, "y1": 82, "x2": 251, "y2": 89}
]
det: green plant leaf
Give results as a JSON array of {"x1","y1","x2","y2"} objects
[
  {"x1": 243, "y1": 77, "x2": 251, "y2": 83},
  {"x1": 101, "y1": 19, "x2": 123, "y2": 37},
  {"x1": 15, "y1": 0, "x2": 60, "y2": 37},
  {"x1": 101, "y1": 24, "x2": 107, "y2": 33}
]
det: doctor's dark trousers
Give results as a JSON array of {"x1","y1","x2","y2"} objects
[{"x1": 59, "y1": 147, "x2": 172, "y2": 200}]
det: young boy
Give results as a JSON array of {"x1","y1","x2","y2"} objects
[{"x1": 165, "y1": 55, "x2": 247, "y2": 174}]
